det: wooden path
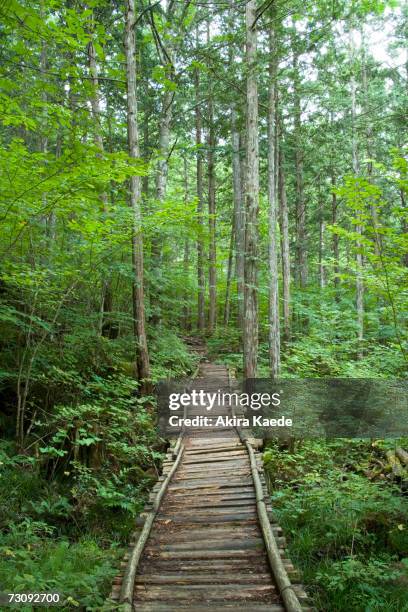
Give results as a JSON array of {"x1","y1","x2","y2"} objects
[{"x1": 110, "y1": 361, "x2": 308, "y2": 611}]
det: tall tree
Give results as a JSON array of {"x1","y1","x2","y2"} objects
[
  {"x1": 243, "y1": 0, "x2": 259, "y2": 378},
  {"x1": 229, "y1": 1, "x2": 244, "y2": 332},
  {"x1": 183, "y1": 155, "x2": 191, "y2": 330},
  {"x1": 331, "y1": 164, "x2": 340, "y2": 299},
  {"x1": 267, "y1": 26, "x2": 280, "y2": 377},
  {"x1": 349, "y1": 27, "x2": 364, "y2": 358},
  {"x1": 124, "y1": 0, "x2": 150, "y2": 387},
  {"x1": 207, "y1": 23, "x2": 217, "y2": 333},
  {"x1": 232, "y1": 125, "x2": 244, "y2": 331},
  {"x1": 195, "y1": 43, "x2": 206, "y2": 333},
  {"x1": 278, "y1": 127, "x2": 291, "y2": 342},
  {"x1": 223, "y1": 220, "x2": 234, "y2": 326},
  {"x1": 292, "y1": 33, "x2": 308, "y2": 288}
]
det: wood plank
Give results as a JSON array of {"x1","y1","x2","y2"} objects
[
  {"x1": 166, "y1": 486, "x2": 255, "y2": 501},
  {"x1": 133, "y1": 605, "x2": 284, "y2": 612},
  {"x1": 149, "y1": 528, "x2": 260, "y2": 543},
  {"x1": 167, "y1": 483, "x2": 253, "y2": 493},
  {"x1": 182, "y1": 455, "x2": 248, "y2": 465},
  {"x1": 177, "y1": 461, "x2": 249, "y2": 471},
  {"x1": 187, "y1": 438, "x2": 239, "y2": 448},
  {"x1": 170, "y1": 479, "x2": 252, "y2": 487},
  {"x1": 164, "y1": 499, "x2": 255, "y2": 510},
  {"x1": 145, "y1": 538, "x2": 264, "y2": 552},
  {"x1": 156, "y1": 512, "x2": 257, "y2": 525},
  {"x1": 143, "y1": 549, "x2": 265, "y2": 560},
  {"x1": 135, "y1": 573, "x2": 272, "y2": 585},
  {"x1": 174, "y1": 469, "x2": 250, "y2": 480},
  {"x1": 158, "y1": 505, "x2": 257, "y2": 516},
  {"x1": 139, "y1": 558, "x2": 269, "y2": 570},
  {"x1": 134, "y1": 584, "x2": 276, "y2": 601},
  {"x1": 185, "y1": 446, "x2": 244, "y2": 455}
]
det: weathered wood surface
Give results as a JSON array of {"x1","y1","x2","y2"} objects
[{"x1": 111, "y1": 361, "x2": 308, "y2": 611}]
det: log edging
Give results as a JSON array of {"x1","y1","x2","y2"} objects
[
  {"x1": 108, "y1": 358, "x2": 202, "y2": 608},
  {"x1": 227, "y1": 365, "x2": 310, "y2": 611}
]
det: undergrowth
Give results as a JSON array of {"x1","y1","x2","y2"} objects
[
  {"x1": 264, "y1": 439, "x2": 408, "y2": 611},
  {"x1": 0, "y1": 329, "x2": 196, "y2": 610}
]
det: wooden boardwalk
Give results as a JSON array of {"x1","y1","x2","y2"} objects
[{"x1": 110, "y1": 362, "x2": 308, "y2": 611}]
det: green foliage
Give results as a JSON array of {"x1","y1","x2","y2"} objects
[
  {"x1": 150, "y1": 328, "x2": 199, "y2": 380},
  {"x1": 0, "y1": 520, "x2": 120, "y2": 611},
  {"x1": 206, "y1": 328, "x2": 243, "y2": 370},
  {"x1": 264, "y1": 439, "x2": 408, "y2": 611},
  {"x1": 331, "y1": 151, "x2": 408, "y2": 361}
]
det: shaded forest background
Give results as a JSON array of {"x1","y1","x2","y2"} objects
[{"x1": 0, "y1": 0, "x2": 407, "y2": 610}]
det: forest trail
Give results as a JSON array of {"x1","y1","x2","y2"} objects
[{"x1": 111, "y1": 357, "x2": 308, "y2": 611}]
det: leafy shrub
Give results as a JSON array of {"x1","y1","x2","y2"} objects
[
  {"x1": 0, "y1": 520, "x2": 120, "y2": 610},
  {"x1": 149, "y1": 328, "x2": 199, "y2": 380},
  {"x1": 264, "y1": 439, "x2": 408, "y2": 611}
]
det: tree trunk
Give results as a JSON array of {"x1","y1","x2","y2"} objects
[
  {"x1": 207, "y1": 28, "x2": 217, "y2": 333},
  {"x1": 183, "y1": 156, "x2": 190, "y2": 330},
  {"x1": 195, "y1": 54, "x2": 205, "y2": 333},
  {"x1": 142, "y1": 104, "x2": 150, "y2": 201},
  {"x1": 292, "y1": 46, "x2": 307, "y2": 287},
  {"x1": 267, "y1": 27, "x2": 280, "y2": 378},
  {"x1": 149, "y1": 87, "x2": 174, "y2": 325},
  {"x1": 243, "y1": 0, "x2": 259, "y2": 378},
  {"x1": 361, "y1": 32, "x2": 381, "y2": 258},
  {"x1": 229, "y1": 1, "x2": 244, "y2": 332},
  {"x1": 350, "y1": 32, "x2": 364, "y2": 358},
  {"x1": 155, "y1": 89, "x2": 173, "y2": 205},
  {"x1": 39, "y1": 1, "x2": 51, "y2": 261},
  {"x1": 232, "y1": 122, "x2": 244, "y2": 331},
  {"x1": 331, "y1": 170, "x2": 340, "y2": 299},
  {"x1": 124, "y1": 0, "x2": 150, "y2": 387},
  {"x1": 319, "y1": 209, "x2": 326, "y2": 289},
  {"x1": 223, "y1": 221, "x2": 234, "y2": 327},
  {"x1": 278, "y1": 133, "x2": 291, "y2": 343}
]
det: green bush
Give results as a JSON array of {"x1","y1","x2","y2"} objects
[
  {"x1": 0, "y1": 520, "x2": 120, "y2": 610},
  {"x1": 264, "y1": 439, "x2": 408, "y2": 611},
  {"x1": 150, "y1": 328, "x2": 199, "y2": 380}
]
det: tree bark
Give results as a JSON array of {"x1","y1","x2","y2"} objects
[
  {"x1": 278, "y1": 133, "x2": 291, "y2": 343},
  {"x1": 292, "y1": 45, "x2": 307, "y2": 287},
  {"x1": 361, "y1": 31, "x2": 381, "y2": 258},
  {"x1": 232, "y1": 123, "x2": 245, "y2": 331},
  {"x1": 319, "y1": 207, "x2": 326, "y2": 289},
  {"x1": 267, "y1": 27, "x2": 280, "y2": 378},
  {"x1": 195, "y1": 48, "x2": 206, "y2": 333},
  {"x1": 229, "y1": 1, "x2": 244, "y2": 332},
  {"x1": 331, "y1": 169, "x2": 340, "y2": 299},
  {"x1": 155, "y1": 89, "x2": 173, "y2": 205},
  {"x1": 183, "y1": 156, "x2": 190, "y2": 331},
  {"x1": 149, "y1": 88, "x2": 173, "y2": 325},
  {"x1": 207, "y1": 24, "x2": 217, "y2": 333},
  {"x1": 243, "y1": 0, "x2": 259, "y2": 378},
  {"x1": 142, "y1": 101, "x2": 150, "y2": 201},
  {"x1": 124, "y1": 0, "x2": 150, "y2": 387},
  {"x1": 223, "y1": 221, "x2": 234, "y2": 326},
  {"x1": 350, "y1": 31, "x2": 364, "y2": 358}
]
